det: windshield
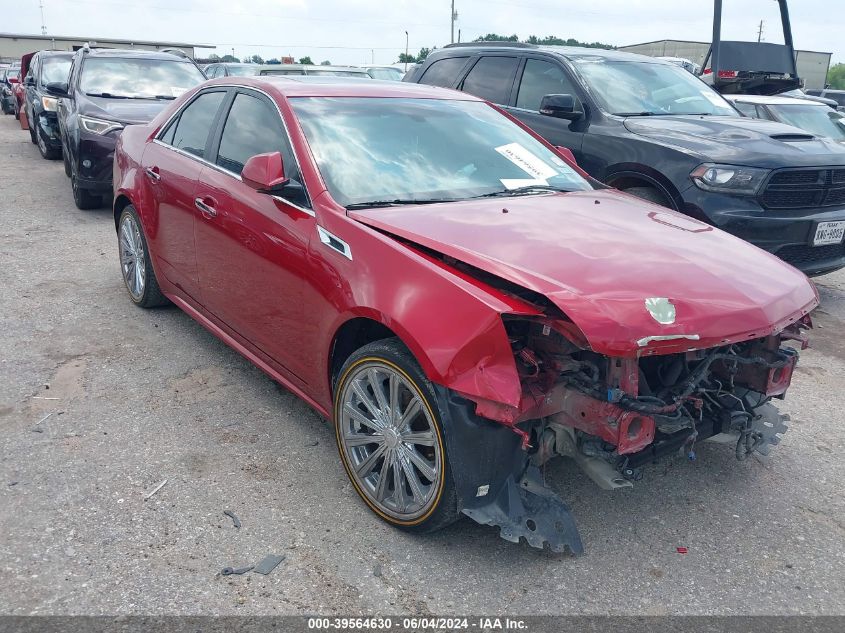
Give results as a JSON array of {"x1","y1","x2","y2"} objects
[
  {"x1": 290, "y1": 97, "x2": 592, "y2": 207},
  {"x1": 80, "y1": 58, "x2": 205, "y2": 99},
  {"x1": 367, "y1": 68, "x2": 403, "y2": 81},
  {"x1": 7, "y1": 69, "x2": 19, "y2": 81},
  {"x1": 41, "y1": 56, "x2": 72, "y2": 85},
  {"x1": 573, "y1": 58, "x2": 738, "y2": 117},
  {"x1": 770, "y1": 104, "x2": 845, "y2": 141},
  {"x1": 227, "y1": 65, "x2": 259, "y2": 77}
]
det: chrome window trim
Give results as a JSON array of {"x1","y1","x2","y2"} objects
[
  {"x1": 153, "y1": 84, "x2": 313, "y2": 213},
  {"x1": 316, "y1": 225, "x2": 352, "y2": 260}
]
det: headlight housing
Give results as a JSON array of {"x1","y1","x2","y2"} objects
[
  {"x1": 690, "y1": 163, "x2": 770, "y2": 196},
  {"x1": 79, "y1": 115, "x2": 123, "y2": 135},
  {"x1": 41, "y1": 96, "x2": 57, "y2": 111}
]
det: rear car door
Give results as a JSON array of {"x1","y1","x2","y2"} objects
[
  {"x1": 193, "y1": 88, "x2": 315, "y2": 382},
  {"x1": 458, "y1": 55, "x2": 519, "y2": 105},
  {"x1": 502, "y1": 56, "x2": 586, "y2": 157},
  {"x1": 142, "y1": 88, "x2": 228, "y2": 302}
]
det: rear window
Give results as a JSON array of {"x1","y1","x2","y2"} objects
[{"x1": 418, "y1": 57, "x2": 467, "y2": 88}]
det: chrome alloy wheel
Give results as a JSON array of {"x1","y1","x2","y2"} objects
[
  {"x1": 119, "y1": 214, "x2": 146, "y2": 301},
  {"x1": 338, "y1": 362, "x2": 442, "y2": 521}
]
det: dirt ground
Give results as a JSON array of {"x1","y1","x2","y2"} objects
[{"x1": 1, "y1": 114, "x2": 843, "y2": 615}]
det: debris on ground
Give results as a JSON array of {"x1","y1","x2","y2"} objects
[
  {"x1": 35, "y1": 412, "x2": 53, "y2": 425},
  {"x1": 221, "y1": 565, "x2": 254, "y2": 576},
  {"x1": 253, "y1": 554, "x2": 285, "y2": 575},
  {"x1": 223, "y1": 509, "x2": 241, "y2": 529},
  {"x1": 677, "y1": 547, "x2": 689, "y2": 554},
  {"x1": 144, "y1": 479, "x2": 168, "y2": 500}
]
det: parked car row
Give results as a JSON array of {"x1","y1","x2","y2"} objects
[
  {"x1": 204, "y1": 62, "x2": 404, "y2": 81},
  {"x1": 404, "y1": 43, "x2": 845, "y2": 276},
  {"x1": 0, "y1": 42, "x2": 829, "y2": 554}
]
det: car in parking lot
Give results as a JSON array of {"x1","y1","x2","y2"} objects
[
  {"x1": 805, "y1": 88, "x2": 845, "y2": 112},
  {"x1": 205, "y1": 62, "x2": 371, "y2": 79},
  {"x1": 112, "y1": 76, "x2": 817, "y2": 554},
  {"x1": 23, "y1": 50, "x2": 73, "y2": 159},
  {"x1": 406, "y1": 43, "x2": 845, "y2": 276},
  {"x1": 727, "y1": 94, "x2": 845, "y2": 142},
  {"x1": 363, "y1": 66, "x2": 404, "y2": 80},
  {"x1": 0, "y1": 66, "x2": 19, "y2": 115},
  {"x1": 49, "y1": 45, "x2": 206, "y2": 209}
]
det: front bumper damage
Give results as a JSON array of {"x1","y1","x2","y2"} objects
[{"x1": 436, "y1": 318, "x2": 809, "y2": 556}]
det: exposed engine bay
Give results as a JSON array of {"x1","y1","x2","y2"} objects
[{"x1": 452, "y1": 314, "x2": 809, "y2": 555}]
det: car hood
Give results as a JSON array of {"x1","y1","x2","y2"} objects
[
  {"x1": 80, "y1": 94, "x2": 170, "y2": 125},
  {"x1": 623, "y1": 115, "x2": 845, "y2": 167},
  {"x1": 350, "y1": 190, "x2": 818, "y2": 357}
]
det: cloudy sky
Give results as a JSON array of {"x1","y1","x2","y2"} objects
[{"x1": 3, "y1": 0, "x2": 842, "y2": 65}]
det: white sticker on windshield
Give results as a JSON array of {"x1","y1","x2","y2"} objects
[
  {"x1": 500, "y1": 178, "x2": 549, "y2": 190},
  {"x1": 171, "y1": 87, "x2": 188, "y2": 97},
  {"x1": 495, "y1": 143, "x2": 558, "y2": 180}
]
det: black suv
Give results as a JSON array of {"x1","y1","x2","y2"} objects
[
  {"x1": 406, "y1": 44, "x2": 845, "y2": 276},
  {"x1": 47, "y1": 46, "x2": 206, "y2": 209},
  {"x1": 23, "y1": 51, "x2": 73, "y2": 159}
]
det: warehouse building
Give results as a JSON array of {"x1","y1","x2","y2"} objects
[
  {"x1": 0, "y1": 32, "x2": 209, "y2": 63},
  {"x1": 619, "y1": 39, "x2": 831, "y2": 90}
]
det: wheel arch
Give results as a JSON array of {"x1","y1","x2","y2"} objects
[
  {"x1": 113, "y1": 193, "x2": 134, "y2": 231},
  {"x1": 605, "y1": 166, "x2": 682, "y2": 210}
]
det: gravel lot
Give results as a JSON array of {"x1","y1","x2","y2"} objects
[{"x1": 1, "y1": 114, "x2": 844, "y2": 616}]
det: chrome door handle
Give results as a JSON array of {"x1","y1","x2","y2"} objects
[
  {"x1": 194, "y1": 197, "x2": 218, "y2": 218},
  {"x1": 144, "y1": 167, "x2": 161, "y2": 182}
]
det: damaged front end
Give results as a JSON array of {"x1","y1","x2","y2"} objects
[{"x1": 442, "y1": 312, "x2": 811, "y2": 555}]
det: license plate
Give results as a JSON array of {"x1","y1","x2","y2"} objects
[{"x1": 813, "y1": 221, "x2": 845, "y2": 246}]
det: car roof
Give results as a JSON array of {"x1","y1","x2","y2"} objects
[
  {"x1": 38, "y1": 50, "x2": 74, "y2": 59},
  {"x1": 726, "y1": 94, "x2": 825, "y2": 106},
  {"x1": 84, "y1": 48, "x2": 194, "y2": 61},
  {"x1": 438, "y1": 42, "x2": 668, "y2": 64},
  {"x1": 206, "y1": 75, "x2": 481, "y2": 99}
]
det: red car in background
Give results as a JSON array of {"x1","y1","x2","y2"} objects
[
  {"x1": 112, "y1": 77, "x2": 817, "y2": 554},
  {"x1": 13, "y1": 52, "x2": 35, "y2": 129}
]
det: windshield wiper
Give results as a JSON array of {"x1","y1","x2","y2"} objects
[
  {"x1": 612, "y1": 111, "x2": 661, "y2": 117},
  {"x1": 153, "y1": 95, "x2": 177, "y2": 100},
  {"x1": 471, "y1": 185, "x2": 570, "y2": 199},
  {"x1": 86, "y1": 92, "x2": 130, "y2": 99},
  {"x1": 345, "y1": 199, "x2": 454, "y2": 210}
]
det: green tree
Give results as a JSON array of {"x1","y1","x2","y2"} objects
[
  {"x1": 208, "y1": 53, "x2": 220, "y2": 61},
  {"x1": 320, "y1": 60, "x2": 332, "y2": 65},
  {"x1": 298, "y1": 56, "x2": 314, "y2": 65},
  {"x1": 221, "y1": 54, "x2": 240, "y2": 63},
  {"x1": 250, "y1": 54, "x2": 264, "y2": 64},
  {"x1": 266, "y1": 58, "x2": 281, "y2": 65},
  {"x1": 477, "y1": 33, "x2": 615, "y2": 50},
  {"x1": 827, "y1": 63, "x2": 845, "y2": 89},
  {"x1": 474, "y1": 33, "x2": 518, "y2": 42},
  {"x1": 416, "y1": 47, "x2": 431, "y2": 62},
  {"x1": 398, "y1": 52, "x2": 416, "y2": 64}
]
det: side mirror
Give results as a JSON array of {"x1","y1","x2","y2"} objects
[
  {"x1": 242, "y1": 152, "x2": 289, "y2": 193},
  {"x1": 45, "y1": 81, "x2": 69, "y2": 98},
  {"x1": 540, "y1": 94, "x2": 583, "y2": 120}
]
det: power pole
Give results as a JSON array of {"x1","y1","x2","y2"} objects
[
  {"x1": 39, "y1": 0, "x2": 47, "y2": 35},
  {"x1": 450, "y1": 0, "x2": 457, "y2": 44},
  {"x1": 757, "y1": 19, "x2": 764, "y2": 42}
]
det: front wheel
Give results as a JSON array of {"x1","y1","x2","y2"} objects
[
  {"x1": 334, "y1": 338, "x2": 458, "y2": 533},
  {"x1": 71, "y1": 172, "x2": 101, "y2": 210},
  {"x1": 36, "y1": 126, "x2": 61, "y2": 160}
]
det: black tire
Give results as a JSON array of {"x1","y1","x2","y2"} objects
[
  {"x1": 117, "y1": 205, "x2": 169, "y2": 308},
  {"x1": 36, "y1": 127, "x2": 61, "y2": 160},
  {"x1": 13, "y1": 102, "x2": 19, "y2": 119},
  {"x1": 29, "y1": 117, "x2": 37, "y2": 144},
  {"x1": 623, "y1": 185, "x2": 672, "y2": 208},
  {"x1": 333, "y1": 338, "x2": 459, "y2": 534},
  {"x1": 71, "y1": 172, "x2": 101, "y2": 210}
]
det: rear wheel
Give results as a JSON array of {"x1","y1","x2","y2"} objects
[
  {"x1": 622, "y1": 185, "x2": 671, "y2": 208},
  {"x1": 62, "y1": 145, "x2": 72, "y2": 176},
  {"x1": 118, "y1": 205, "x2": 168, "y2": 308},
  {"x1": 28, "y1": 116, "x2": 37, "y2": 144},
  {"x1": 71, "y1": 172, "x2": 101, "y2": 210},
  {"x1": 334, "y1": 338, "x2": 458, "y2": 533}
]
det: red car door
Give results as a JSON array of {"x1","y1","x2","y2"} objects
[
  {"x1": 193, "y1": 89, "x2": 315, "y2": 383},
  {"x1": 142, "y1": 89, "x2": 228, "y2": 303}
]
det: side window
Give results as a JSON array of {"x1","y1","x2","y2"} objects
[
  {"x1": 516, "y1": 59, "x2": 579, "y2": 111},
  {"x1": 755, "y1": 105, "x2": 775, "y2": 120},
  {"x1": 460, "y1": 57, "x2": 518, "y2": 104},
  {"x1": 733, "y1": 101, "x2": 757, "y2": 118},
  {"x1": 418, "y1": 57, "x2": 468, "y2": 88},
  {"x1": 168, "y1": 91, "x2": 226, "y2": 158},
  {"x1": 216, "y1": 92, "x2": 295, "y2": 178}
]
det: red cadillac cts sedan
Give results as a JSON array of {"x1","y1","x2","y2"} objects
[{"x1": 112, "y1": 77, "x2": 818, "y2": 554}]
